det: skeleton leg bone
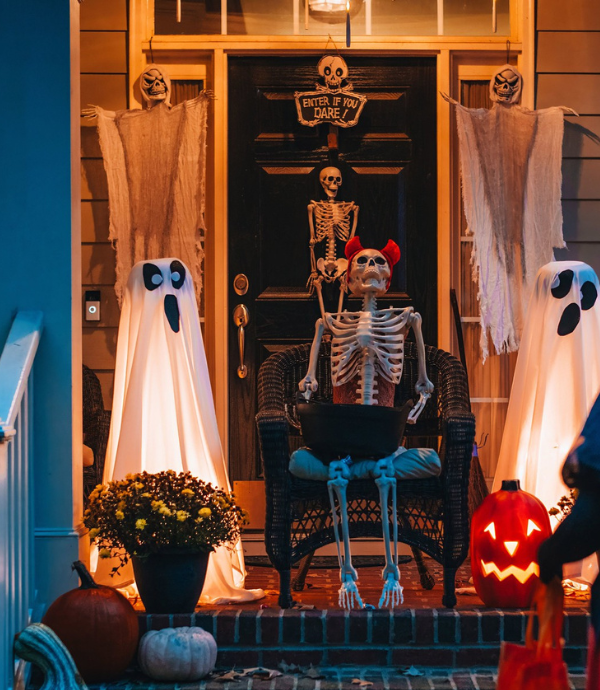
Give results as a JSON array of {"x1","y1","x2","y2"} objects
[
  {"x1": 328, "y1": 460, "x2": 364, "y2": 609},
  {"x1": 374, "y1": 456, "x2": 403, "y2": 608}
]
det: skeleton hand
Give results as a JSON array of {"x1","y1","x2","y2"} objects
[{"x1": 298, "y1": 375, "x2": 318, "y2": 401}]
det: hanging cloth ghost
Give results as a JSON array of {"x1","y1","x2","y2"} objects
[
  {"x1": 104, "y1": 258, "x2": 264, "y2": 604},
  {"x1": 444, "y1": 65, "x2": 575, "y2": 359},
  {"x1": 493, "y1": 261, "x2": 600, "y2": 583},
  {"x1": 87, "y1": 65, "x2": 209, "y2": 306}
]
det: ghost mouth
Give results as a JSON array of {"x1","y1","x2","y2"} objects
[
  {"x1": 164, "y1": 294, "x2": 180, "y2": 333},
  {"x1": 480, "y1": 560, "x2": 539, "y2": 584}
]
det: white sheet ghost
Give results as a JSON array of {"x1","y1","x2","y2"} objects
[
  {"x1": 493, "y1": 261, "x2": 600, "y2": 583},
  {"x1": 103, "y1": 258, "x2": 264, "y2": 604}
]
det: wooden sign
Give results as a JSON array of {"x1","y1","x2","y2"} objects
[{"x1": 294, "y1": 55, "x2": 367, "y2": 129}]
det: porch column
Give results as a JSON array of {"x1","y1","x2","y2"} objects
[{"x1": 0, "y1": 0, "x2": 83, "y2": 608}]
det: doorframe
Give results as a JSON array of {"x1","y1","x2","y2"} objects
[{"x1": 128, "y1": 9, "x2": 535, "y2": 461}]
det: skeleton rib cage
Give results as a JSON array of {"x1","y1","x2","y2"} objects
[
  {"x1": 312, "y1": 200, "x2": 357, "y2": 245},
  {"x1": 327, "y1": 307, "x2": 412, "y2": 388}
]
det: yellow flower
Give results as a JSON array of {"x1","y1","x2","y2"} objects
[
  {"x1": 115, "y1": 510, "x2": 125, "y2": 520},
  {"x1": 159, "y1": 506, "x2": 172, "y2": 516},
  {"x1": 99, "y1": 548, "x2": 111, "y2": 559},
  {"x1": 125, "y1": 473, "x2": 135, "y2": 480},
  {"x1": 176, "y1": 510, "x2": 190, "y2": 522},
  {"x1": 181, "y1": 488, "x2": 195, "y2": 496},
  {"x1": 88, "y1": 528, "x2": 100, "y2": 539},
  {"x1": 198, "y1": 508, "x2": 212, "y2": 518},
  {"x1": 135, "y1": 519, "x2": 147, "y2": 530},
  {"x1": 151, "y1": 500, "x2": 165, "y2": 511},
  {"x1": 134, "y1": 482, "x2": 144, "y2": 490},
  {"x1": 141, "y1": 493, "x2": 152, "y2": 498}
]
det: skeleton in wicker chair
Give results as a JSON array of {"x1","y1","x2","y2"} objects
[
  {"x1": 308, "y1": 167, "x2": 359, "y2": 317},
  {"x1": 293, "y1": 236, "x2": 439, "y2": 609}
]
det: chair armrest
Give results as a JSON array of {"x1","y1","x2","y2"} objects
[
  {"x1": 440, "y1": 409, "x2": 476, "y2": 567},
  {"x1": 256, "y1": 412, "x2": 294, "y2": 568}
]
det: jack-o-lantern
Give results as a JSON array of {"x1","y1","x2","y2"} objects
[{"x1": 471, "y1": 480, "x2": 551, "y2": 608}]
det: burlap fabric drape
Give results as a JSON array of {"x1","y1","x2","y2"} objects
[
  {"x1": 452, "y1": 100, "x2": 569, "y2": 359},
  {"x1": 94, "y1": 95, "x2": 209, "y2": 306}
]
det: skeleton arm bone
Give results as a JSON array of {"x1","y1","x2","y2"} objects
[
  {"x1": 406, "y1": 311, "x2": 434, "y2": 424},
  {"x1": 349, "y1": 205, "x2": 359, "y2": 240},
  {"x1": 298, "y1": 318, "x2": 326, "y2": 400}
]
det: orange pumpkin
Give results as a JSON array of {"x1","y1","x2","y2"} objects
[
  {"x1": 471, "y1": 480, "x2": 552, "y2": 608},
  {"x1": 42, "y1": 561, "x2": 139, "y2": 683}
]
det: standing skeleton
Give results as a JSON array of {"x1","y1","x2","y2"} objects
[
  {"x1": 307, "y1": 167, "x2": 359, "y2": 317},
  {"x1": 297, "y1": 237, "x2": 436, "y2": 608}
]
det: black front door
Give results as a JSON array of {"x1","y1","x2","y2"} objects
[{"x1": 228, "y1": 56, "x2": 437, "y2": 482}]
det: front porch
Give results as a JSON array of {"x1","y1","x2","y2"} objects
[{"x1": 45, "y1": 558, "x2": 588, "y2": 689}]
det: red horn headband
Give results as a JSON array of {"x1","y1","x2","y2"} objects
[{"x1": 345, "y1": 236, "x2": 400, "y2": 288}]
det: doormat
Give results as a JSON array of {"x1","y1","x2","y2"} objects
[{"x1": 246, "y1": 555, "x2": 412, "y2": 569}]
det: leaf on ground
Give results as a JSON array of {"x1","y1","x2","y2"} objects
[
  {"x1": 215, "y1": 670, "x2": 242, "y2": 682},
  {"x1": 242, "y1": 667, "x2": 282, "y2": 679},
  {"x1": 352, "y1": 679, "x2": 373, "y2": 686},
  {"x1": 303, "y1": 667, "x2": 325, "y2": 679},
  {"x1": 456, "y1": 586, "x2": 478, "y2": 595},
  {"x1": 400, "y1": 666, "x2": 424, "y2": 677}
]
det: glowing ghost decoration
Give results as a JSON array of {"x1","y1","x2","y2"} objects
[
  {"x1": 471, "y1": 480, "x2": 552, "y2": 608},
  {"x1": 103, "y1": 258, "x2": 264, "y2": 604}
]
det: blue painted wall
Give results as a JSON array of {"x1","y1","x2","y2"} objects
[{"x1": 0, "y1": 0, "x2": 81, "y2": 604}]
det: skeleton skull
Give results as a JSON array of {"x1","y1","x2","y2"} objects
[
  {"x1": 319, "y1": 167, "x2": 342, "y2": 199},
  {"x1": 348, "y1": 249, "x2": 391, "y2": 298},
  {"x1": 140, "y1": 64, "x2": 172, "y2": 109},
  {"x1": 489, "y1": 64, "x2": 523, "y2": 105},
  {"x1": 317, "y1": 55, "x2": 349, "y2": 91}
]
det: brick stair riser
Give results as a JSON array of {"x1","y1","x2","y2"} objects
[{"x1": 138, "y1": 608, "x2": 589, "y2": 670}]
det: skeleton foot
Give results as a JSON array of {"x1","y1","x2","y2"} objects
[{"x1": 379, "y1": 569, "x2": 404, "y2": 608}]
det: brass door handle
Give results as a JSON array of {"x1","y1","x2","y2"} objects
[{"x1": 233, "y1": 304, "x2": 249, "y2": 379}]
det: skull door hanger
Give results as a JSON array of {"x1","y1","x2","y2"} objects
[{"x1": 308, "y1": 166, "x2": 359, "y2": 317}]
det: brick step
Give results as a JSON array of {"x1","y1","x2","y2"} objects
[
  {"x1": 88, "y1": 666, "x2": 587, "y2": 690},
  {"x1": 137, "y1": 607, "x2": 590, "y2": 670}
]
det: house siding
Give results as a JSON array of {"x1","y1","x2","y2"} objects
[
  {"x1": 537, "y1": 1, "x2": 600, "y2": 271},
  {"x1": 80, "y1": 0, "x2": 128, "y2": 410}
]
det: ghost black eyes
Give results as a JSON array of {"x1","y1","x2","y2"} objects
[
  {"x1": 143, "y1": 263, "x2": 163, "y2": 291},
  {"x1": 581, "y1": 281, "x2": 598, "y2": 311},
  {"x1": 170, "y1": 260, "x2": 186, "y2": 290},
  {"x1": 552, "y1": 270, "x2": 598, "y2": 336},
  {"x1": 551, "y1": 269, "x2": 574, "y2": 299}
]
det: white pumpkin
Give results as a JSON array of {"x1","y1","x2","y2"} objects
[{"x1": 138, "y1": 626, "x2": 217, "y2": 681}]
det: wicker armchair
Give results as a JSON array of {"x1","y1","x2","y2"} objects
[
  {"x1": 83, "y1": 365, "x2": 111, "y2": 499},
  {"x1": 256, "y1": 340, "x2": 475, "y2": 608}
]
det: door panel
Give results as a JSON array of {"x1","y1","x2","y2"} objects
[{"x1": 228, "y1": 56, "x2": 437, "y2": 481}]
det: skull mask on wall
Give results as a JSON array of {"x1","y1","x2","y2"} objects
[
  {"x1": 489, "y1": 64, "x2": 523, "y2": 105},
  {"x1": 319, "y1": 166, "x2": 342, "y2": 199},
  {"x1": 317, "y1": 55, "x2": 349, "y2": 91},
  {"x1": 140, "y1": 64, "x2": 172, "y2": 109}
]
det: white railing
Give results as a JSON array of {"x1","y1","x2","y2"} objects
[{"x1": 0, "y1": 312, "x2": 43, "y2": 690}]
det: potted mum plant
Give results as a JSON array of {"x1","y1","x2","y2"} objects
[{"x1": 84, "y1": 470, "x2": 248, "y2": 613}]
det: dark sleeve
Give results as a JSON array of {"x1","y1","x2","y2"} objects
[{"x1": 538, "y1": 489, "x2": 600, "y2": 584}]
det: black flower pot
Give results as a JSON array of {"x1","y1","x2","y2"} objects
[{"x1": 131, "y1": 550, "x2": 210, "y2": 613}]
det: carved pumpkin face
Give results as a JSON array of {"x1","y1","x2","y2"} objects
[{"x1": 471, "y1": 480, "x2": 551, "y2": 608}]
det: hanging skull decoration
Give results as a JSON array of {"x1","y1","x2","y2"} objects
[
  {"x1": 320, "y1": 166, "x2": 342, "y2": 198},
  {"x1": 317, "y1": 55, "x2": 349, "y2": 91},
  {"x1": 140, "y1": 64, "x2": 172, "y2": 109},
  {"x1": 489, "y1": 64, "x2": 523, "y2": 105}
]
